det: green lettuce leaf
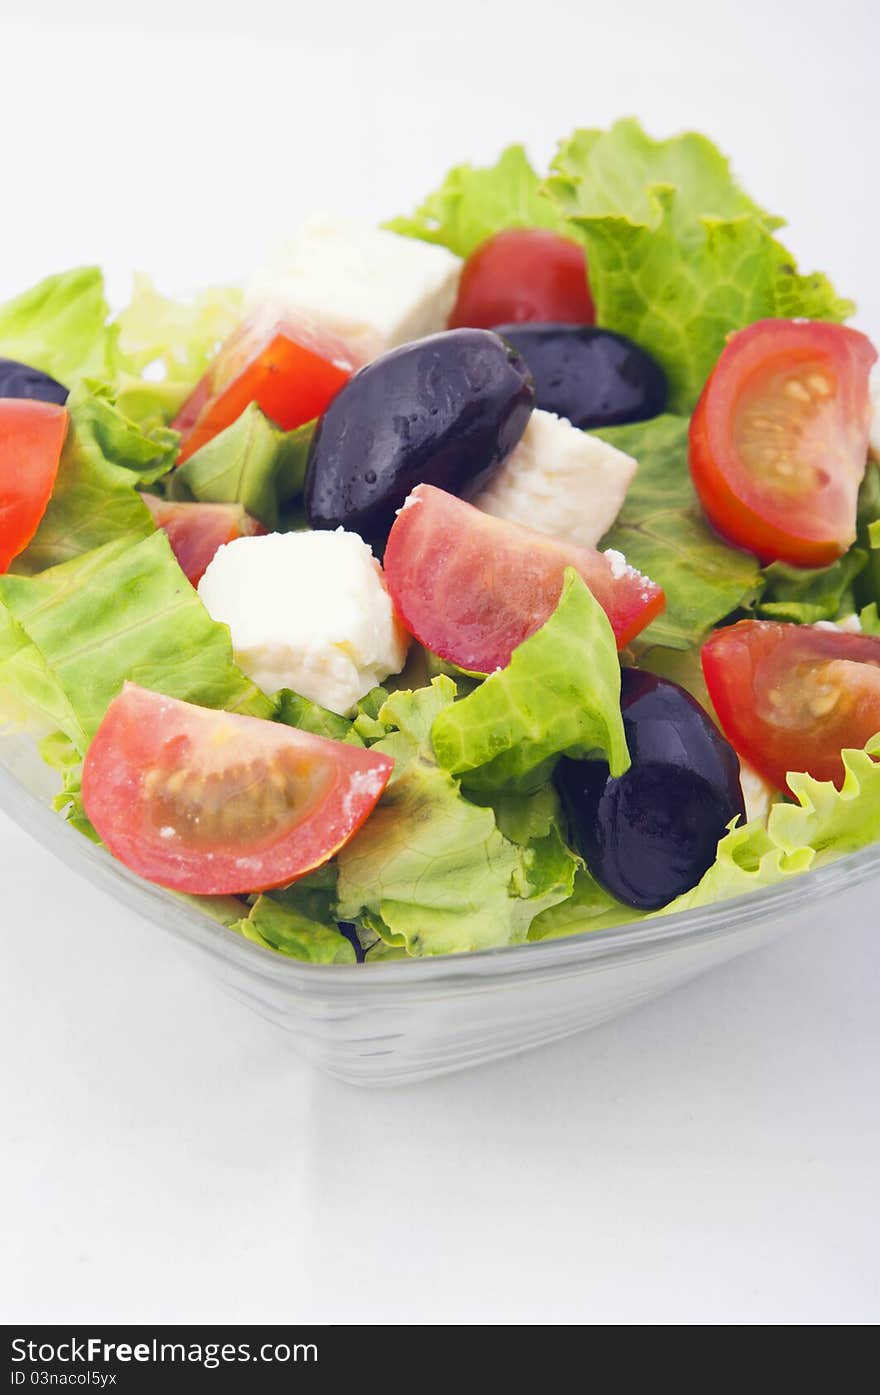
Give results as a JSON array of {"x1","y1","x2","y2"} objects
[
  {"x1": 385, "y1": 144, "x2": 566, "y2": 256},
  {"x1": 854, "y1": 462, "x2": 880, "y2": 611},
  {"x1": 529, "y1": 868, "x2": 644, "y2": 941},
  {"x1": 336, "y1": 678, "x2": 575, "y2": 956},
  {"x1": 10, "y1": 385, "x2": 181, "y2": 575},
  {"x1": 233, "y1": 866, "x2": 355, "y2": 964},
  {"x1": 756, "y1": 549, "x2": 867, "y2": 625},
  {"x1": 0, "y1": 531, "x2": 271, "y2": 749},
  {"x1": 170, "y1": 404, "x2": 314, "y2": 529},
  {"x1": 545, "y1": 119, "x2": 853, "y2": 412},
  {"x1": 431, "y1": 570, "x2": 629, "y2": 792},
  {"x1": 275, "y1": 689, "x2": 363, "y2": 745},
  {"x1": 597, "y1": 415, "x2": 762, "y2": 648},
  {"x1": 0, "y1": 267, "x2": 113, "y2": 384}
]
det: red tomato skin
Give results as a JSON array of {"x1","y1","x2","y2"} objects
[
  {"x1": 689, "y1": 320, "x2": 877, "y2": 568},
  {"x1": 448, "y1": 229, "x2": 595, "y2": 331},
  {"x1": 702, "y1": 620, "x2": 880, "y2": 792},
  {"x1": 383, "y1": 484, "x2": 664, "y2": 672},
  {"x1": 0, "y1": 400, "x2": 68, "y2": 572},
  {"x1": 142, "y1": 495, "x2": 266, "y2": 586},
  {"x1": 173, "y1": 317, "x2": 356, "y2": 464},
  {"x1": 82, "y1": 684, "x2": 394, "y2": 896}
]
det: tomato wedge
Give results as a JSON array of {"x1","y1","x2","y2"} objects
[
  {"x1": 702, "y1": 620, "x2": 880, "y2": 792},
  {"x1": 689, "y1": 320, "x2": 876, "y2": 567},
  {"x1": 142, "y1": 494, "x2": 265, "y2": 586},
  {"x1": 173, "y1": 316, "x2": 356, "y2": 464},
  {"x1": 383, "y1": 483, "x2": 664, "y2": 671},
  {"x1": 448, "y1": 229, "x2": 595, "y2": 330},
  {"x1": 82, "y1": 684, "x2": 393, "y2": 895},
  {"x1": 0, "y1": 399, "x2": 68, "y2": 572}
]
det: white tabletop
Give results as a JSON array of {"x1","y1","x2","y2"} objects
[{"x1": 1, "y1": 0, "x2": 878, "y2": 1326}]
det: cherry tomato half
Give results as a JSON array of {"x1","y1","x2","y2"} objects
[
  {"x1": 701, "y1": 620, "x2": 880, "y2": 792},
  {"x1": 82, "y1": 684, "x2": 394, "y2": 895},
  {"x1": 142, "y1": 494, "x2": 265, "y2": 586},
  {"x1": 0, "y1": 399, "x2": 68, "y2": 572},
  {"x1": 383, "y1": 483, "x2": 664, "y2": 672},
  {"x1": 173, "y1": 317, "x2": 356, "y2": 464},
  {"x1": 689, "y1": 319, "x2": 877, "y2": 567},
  {"x1": 448, "y1": 229, "x2": 595, "y2": 331}
]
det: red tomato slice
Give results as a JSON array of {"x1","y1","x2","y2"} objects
[
  {"x1": 173, "y1": 316, "x2": 356, "y2": 464},
  {"x1": 383, "y1": 483, "x2": 664, "y2": 671},
  {"x1": 0, "y1": 399, "x2": 68, "y2": 572},
  {"x1": 689, "y1": 319, "x2": 877, "y2": 567},
  {"x1": 82, "y1": 684, "x2": 394, "y2": 895},
  {"x1": 702, "y1": 620, "x2": 880, "y2": 792},
  {"x1": 142, "y1": 494, "x2": 266, "y2": 586},
  {"x1": 448, "y1": 229, "x2": 595, "y2": 330}
]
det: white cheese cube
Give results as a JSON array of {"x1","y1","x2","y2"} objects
[
  {"x1": 198, "y1": 530, "x2": 409, "y2": 716},
  {"x1": 244, "y1": 215, "x2": 462, "y2": 365},
  {"x1": 470, "y1": 409, "x2": 638, "y2": 549}
]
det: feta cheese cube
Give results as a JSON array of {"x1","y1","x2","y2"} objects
[
  {"x1": 470, "y1": 409, "x2": 638, "y2": 549},
  {"x1": 244, "y1": 215, "x2": 462, "y2": 365},
  {"x1": 739, "y1": 760, "x2": 779, "y2": 825},
  {"x1": 198, "y1": 530, "x2": 409, "y2": 715}
]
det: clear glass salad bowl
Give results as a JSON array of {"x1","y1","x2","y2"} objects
[{"x1": 3, "y1": 724, "x2": 877, "y2": 1086}]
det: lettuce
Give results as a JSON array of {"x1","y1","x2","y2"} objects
[
  {"x1": 233, "y1": 866, "x2": 355, "y2": 964},
  {"x1": 391, "y1": 119, "x2": 852, "y2": 415},
  {"x1": 336, "y1": 678, "x2": 576, "y2": 956},
  {"x1": 385, "y1": 144, "x2": 566, "y2": 256},
  {"x1": 170, "y1": 404, "x2": 314, "y2": 529},
  {"x1": 108, "y1": 276, "x2": 243, "y2": 431},
  {"x1": 756, "y1": 550, "x2": 867, "y2": 625},
  {"x1": 596, "y1": 416, "x2": 762, "y2": 648},
  {"x1": 10, "y1": 386, "x2": 180, "y2": 576},
  {"x1": 0, "y1": 267, "x2": 113, "y2": 384},
  {"x1": 431, "y1": 570, "x2": 629, "y2": 792},
  {"x1": 545, "y1": 120, "x2": 852, "y2": 411},
  {"x1": 0, "y1": 531, "x2": 271, "y2": 750}
]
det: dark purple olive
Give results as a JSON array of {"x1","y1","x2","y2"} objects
[
  {"x1": 492, "y1": 324, "x2": 666, "y2": 429},
  {"x1": 304, "y1": 328, "x2": 535, "y2": 543},
  {"x1": 0, "y1": 357, "x2": 68, "y2": 406},
  {"x1": 337, "y1": 922, "x2": 365, "y2": 963},
  {"x1": 557, "y1": 670, "x2": 744, "y2": 911}
]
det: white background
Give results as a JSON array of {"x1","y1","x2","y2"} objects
[{"x1": 1, "y1": 0, "x2": 878, "y2": 1326}]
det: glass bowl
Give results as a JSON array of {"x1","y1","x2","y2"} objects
[{"x1": 2, "y1": 725, "x2": 877, "y2": 1086}]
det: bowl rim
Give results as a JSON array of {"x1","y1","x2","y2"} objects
[{"x1": 3, "y1": 742, "x2": 878, "y2": 997}]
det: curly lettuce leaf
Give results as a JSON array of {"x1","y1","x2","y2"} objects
[
  {"x1": 10, "y1": 385, "x2": 181, "y2": 575},
  {"x1": 0, "y1": 267, "x2": 113, "y2": 384},
  {"x1": 431, "y1": 570, "x2": 629, "y2": 792},
  {"x1": 0, "y1": 531, "x2": 271, "y2": 749},
  {"x1": 854, "y1": 462, "x2": 880, "y2": 612},
  {"x1": 385, "y1": 144, "x2": 566, "y2": 257},
  {"x1": 336, "y1": 678, "x2": 576, "y2": 956},
  {"x1": 170, "y1": 404, "x2": 314, "y2": 529},
  {"x1": 529, "y1": 868, "x2": 644, "y2": 941},
  {"x1": 546, "y1": 119, "x2": 853, "y2": 412},
  {"x1": 597, "y1": 416, "x2": 762, "y2": 648}
]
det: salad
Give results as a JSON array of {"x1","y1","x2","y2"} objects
[{"x1": 1, "y1": 117, "x2": 879, "y2": 967}]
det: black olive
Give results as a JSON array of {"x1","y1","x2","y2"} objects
[
  {"x1": 304, "y1": 329, "x2": 535, "y2": 544},
  {"x1": 557, "y1": 670, "x2": 745, "y2": 911},
  {"x1": 492, "y1": 324, "x2": 666, "y2": 429},
  {"x1": 0, "y1": 357, "x2": 68, "y2": 406}
]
